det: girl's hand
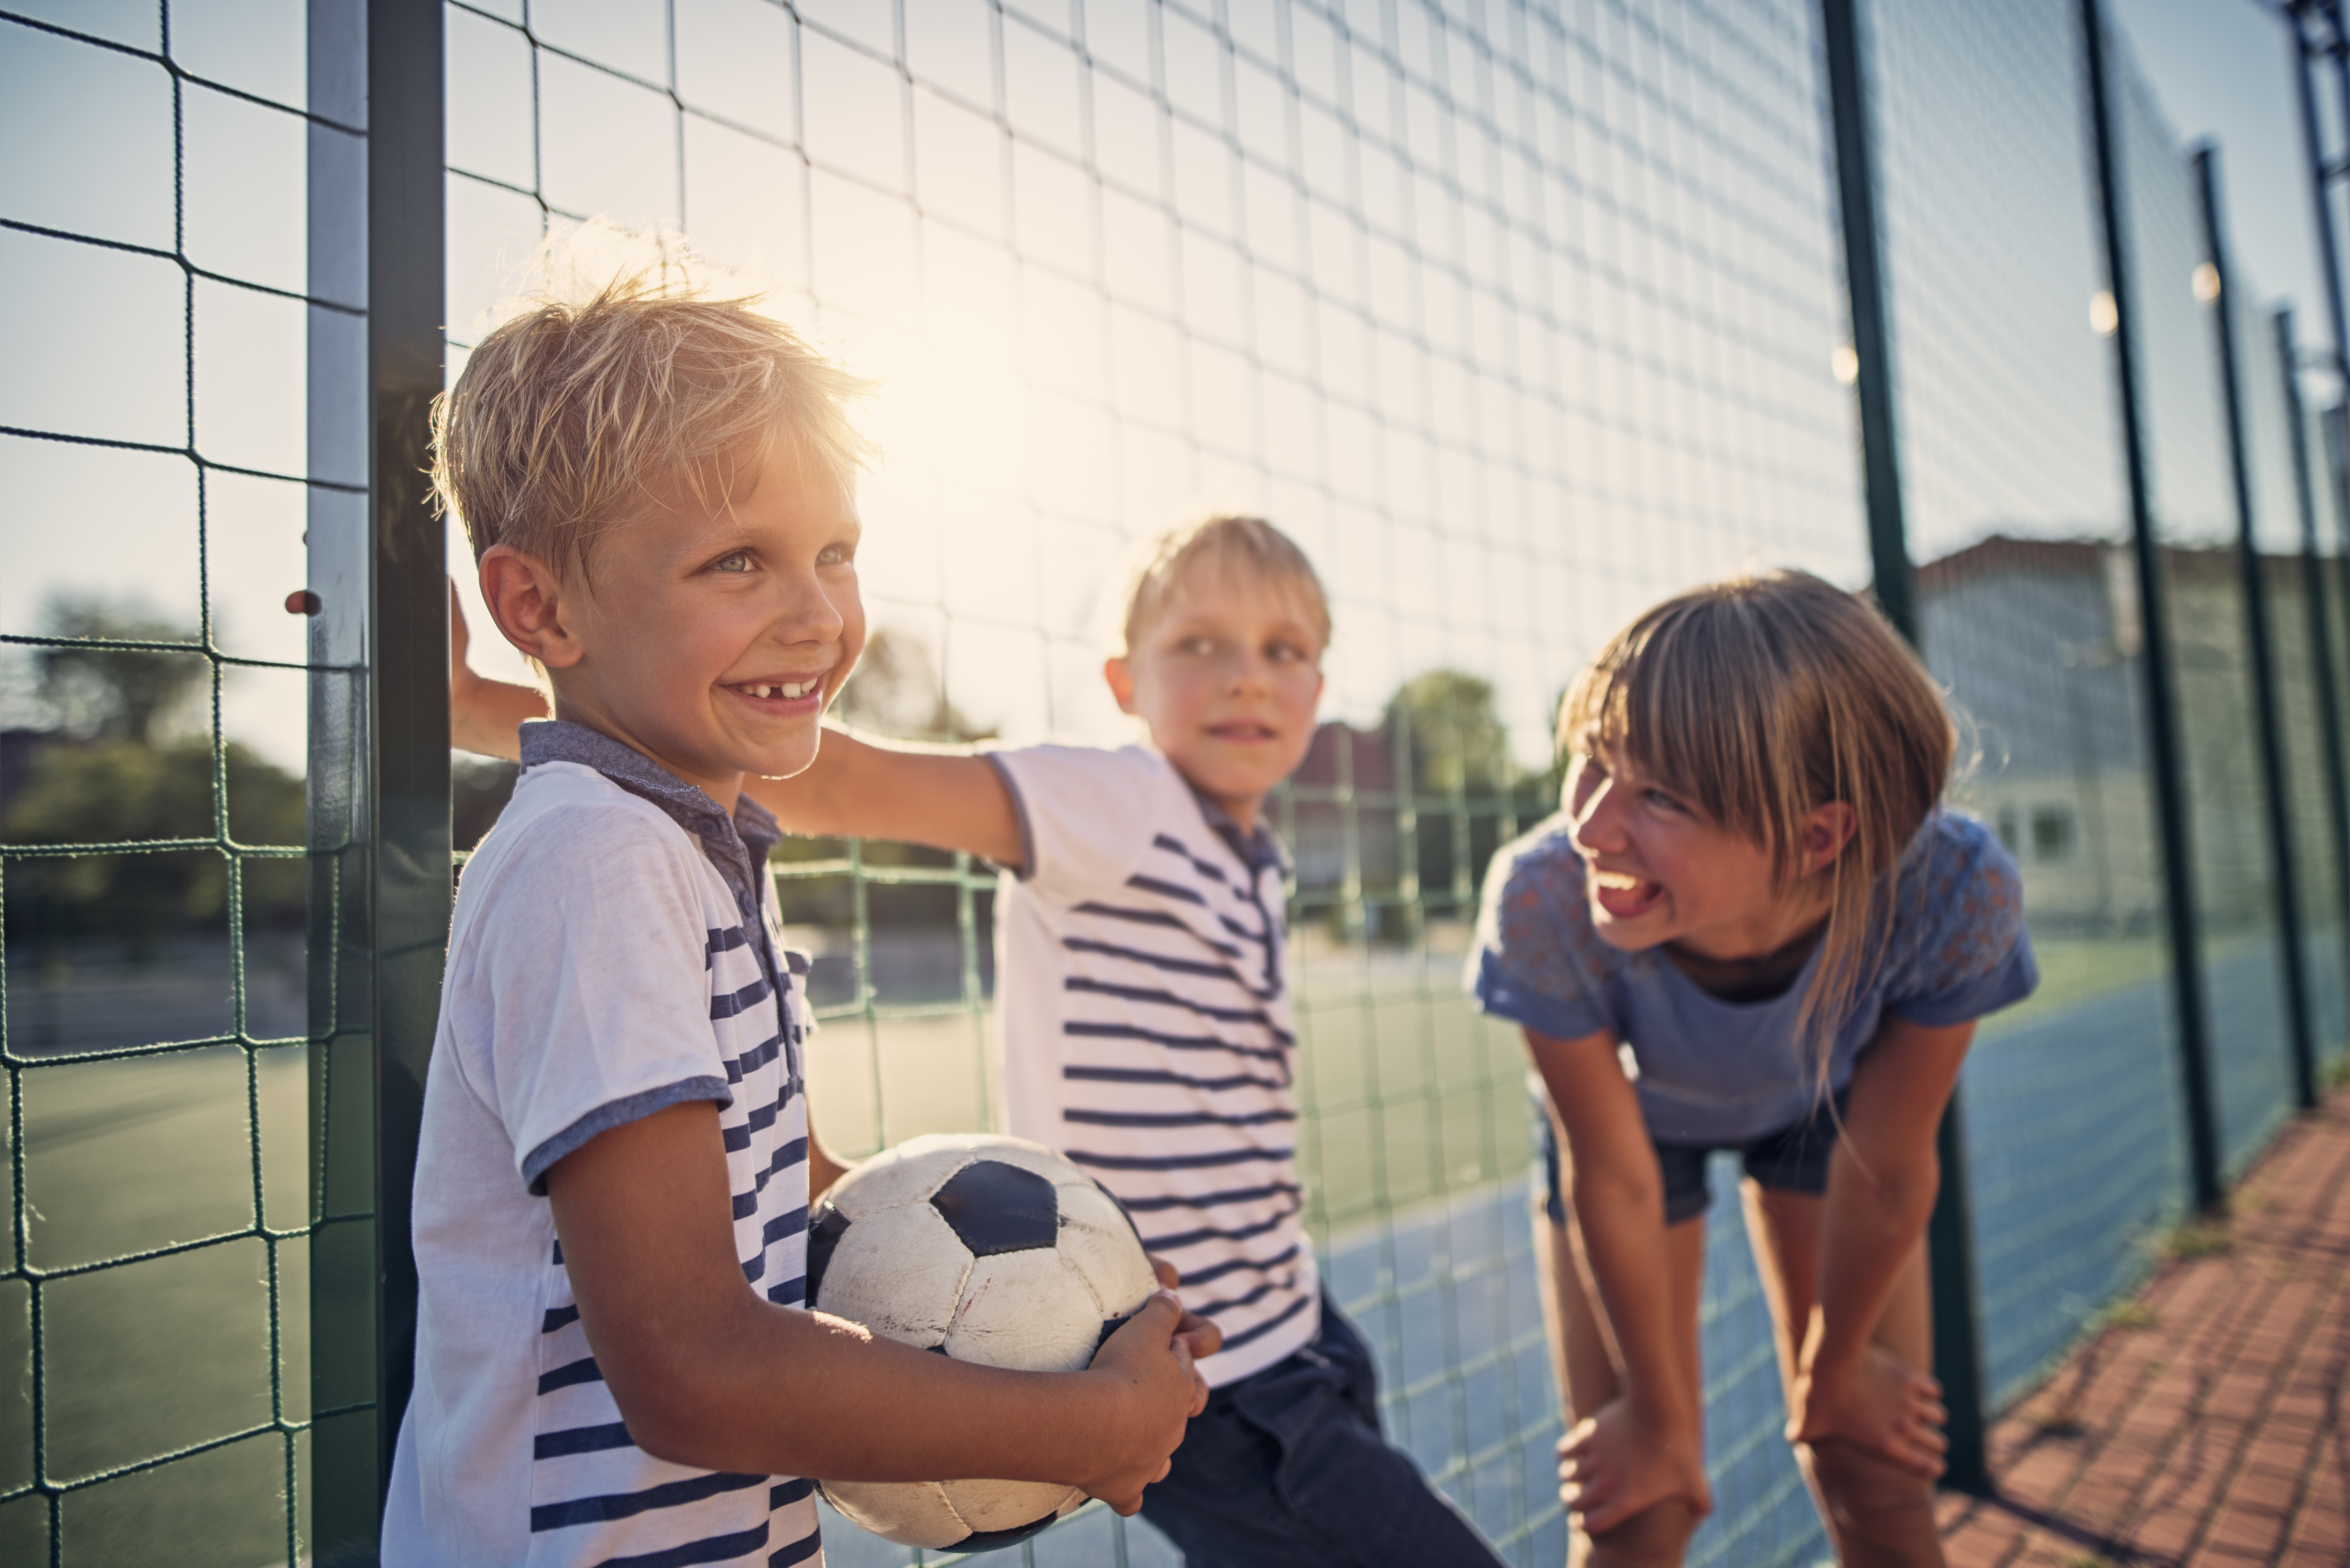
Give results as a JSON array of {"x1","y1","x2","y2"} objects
[
  {"x1": 1557, "y1": 1396, "x2": 1712, "y2": 1536},
  {"x1": 1786, "y1": 1343, "x2": 1947, "y2": 1478}
]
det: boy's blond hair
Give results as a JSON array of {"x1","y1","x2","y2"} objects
[
  {"x1": 1116, "y1": 516, "x2": 1331, "y2": 655},
  {"x1": 431, "y1": 251, "x2": 873, "y2": 583}
]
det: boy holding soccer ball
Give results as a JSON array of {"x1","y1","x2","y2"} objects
[
  {"x1": 393, "y1": 268, "x2": 1215, "y2": 1568},
  {"x1": 458, "y1": 514, "x2": 1508, "y2": 1564}
]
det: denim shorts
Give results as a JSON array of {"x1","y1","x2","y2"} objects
[
  {"x1": 1535, "y1": 1090, "x2": 1849, "y2": 1227},
  {"x1": 1138, "y1": 1291, "x2": 1507, "y2": 1567}
]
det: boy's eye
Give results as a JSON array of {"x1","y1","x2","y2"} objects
[
  {"x1": 1644, "y1": 788, "x2": 1684, "y2": 812},
  {"x1": 816, "y1": 543, "x2": 853, "y2": 567},
  {"x1": 710, "y1": 550, "x2": 752, "y2": 574}
]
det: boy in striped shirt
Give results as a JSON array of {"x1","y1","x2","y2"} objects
[
  {"x1": 390, "y1": 271, "x2": 1213, "y2": 1568},
  {"x1": 743, "y1": 518, "x2": 1507, "y2": 1565}
]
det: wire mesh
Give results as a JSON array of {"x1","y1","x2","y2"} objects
[
  {"x1": 7, "y1": 0, "x2": 2350, "y2": 1564},
  {"x1": 0, "y1": 1, "x2": 327, "y2": 1562},
  {"x1": 1862, "y1": 0, "x2": 2196, "y2": 1411}
]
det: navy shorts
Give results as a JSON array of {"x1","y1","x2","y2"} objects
[
  {"x1": 1536, "y1": 1091, "x2": 1849, "y2": 1227},
  {"x1": 1139, "y1": 1292, "x2": 1507, "y2": 1567}
]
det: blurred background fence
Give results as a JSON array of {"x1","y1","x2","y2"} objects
[{"x1": 7, "y1": 0, "x2": 2350, "y2": 1563}]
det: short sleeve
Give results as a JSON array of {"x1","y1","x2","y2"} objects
[
  {"x1": 1884, "y1": 811, "x2": 2039, "y2": 1028},
  {"x1": 986, "y1": 743, "x2": 1172, "y2": 903},
  {"x1": 451, "y1": 801, "x2": 735, "y2": 1193},
  {"x1": 1466, "y1": 821, "x2": 1616, "y2": 1043}
]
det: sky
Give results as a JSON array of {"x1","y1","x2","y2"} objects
[{"x1": 2115, "y1": 0, "x2": 2337, "y2": 379}]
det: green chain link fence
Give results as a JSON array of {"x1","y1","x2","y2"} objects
[{"x1": 7, "y1": 0, "x2": 2350, "y2": 1564}]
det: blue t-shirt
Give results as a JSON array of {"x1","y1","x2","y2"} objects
[{"x1": 1468, "y1": 808, "x2": 2038, "y2": 1145}]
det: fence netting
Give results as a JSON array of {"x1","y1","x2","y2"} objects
[
  {"x1": 0, "y1": 0, "x2": 324, "y2": 1563},
  {"x1": 7, "y1": 0, "x2": 2350, "y2": 1565}
]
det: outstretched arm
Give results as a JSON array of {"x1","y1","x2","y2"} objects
[
  {"x1": 446, "y1": 580, "x2": 1023, "y2": 866},
  {"x1": 1527, "y1": 1027, "x2": 1711, "y2": 1534},
  {"x1": 449, "y1": 580, "x2": 550, "y2": 759},
  {"x1": 1786, "y1": 1014, "x2": 1974, "y2": 1476},
  {"x1": 546, "y1": 1099, "x2": 1215, "y2": 1507},
  {"x1": 762, "y1": 727, "x2": 1024, "y2": 870}
]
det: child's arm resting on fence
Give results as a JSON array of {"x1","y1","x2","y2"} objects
[
  {"x1": 447, "y1": 583, "x2": 1025, "y2": 867},
  {"x1": 450, "y1": 581, "x2": 550, "y2": 758},
  {"x1": 1785, "y1": 1014, "x2": 1974, "y2": 1477},
  {"x1": 545, "y1": 1098, "x2": 1213, "y2": 1508},
  {"x1": 1527, "y1": 1027, "x2": 1712, "y2": 1533},
  {"x1": 750, "y1": 726, "x2": 1025, "y2": 871}
]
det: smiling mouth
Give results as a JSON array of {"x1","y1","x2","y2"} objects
[
  {"x1": 1208, "y1": 722, "x2": 1277, "y2": 742},
  {"x1": 1589, "y1": 869, "x2": 1664, "y2": 919},
  {"x1": 729, "y1": 678, "x2": 823, "y2": 702}
]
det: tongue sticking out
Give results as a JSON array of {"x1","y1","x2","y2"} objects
[{"x1": 1590, "y1": 871, "x2": 1662, "y2": 920}]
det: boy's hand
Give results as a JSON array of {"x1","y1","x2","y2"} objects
[
  {"x1": 1786, "y1": 1343, "x2": 1947, "y2": 1478},
  {"x1": 1147, "y1": 1254, "x2": 1225, "y2": 1367},
  {"x1": 1078, "y1": 1290, "x2": 1203, "y2": 1514},
  {"x1": 1557, "y1": 1395, "x2": 1712, "y2": 1536}
]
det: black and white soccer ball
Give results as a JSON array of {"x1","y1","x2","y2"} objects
[{"x1": 807, "y1": 1131, "x2": 1158, "y2": 1552}]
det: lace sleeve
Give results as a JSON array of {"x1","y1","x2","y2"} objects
[
  {"x1": 1885, "y1": 811, "x2": 2037, "y2": 1028},
  {"x1": 1466, "y1": 821, "x2": 1616, "y2": 1043}
]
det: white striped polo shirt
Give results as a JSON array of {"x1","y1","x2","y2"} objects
[
  {"x1": 989, "y1": 743, "x2": 1318, "y2": 1386},
  {"x1": 384, "y1": 721, "x2": 821, "y2": 1568}
]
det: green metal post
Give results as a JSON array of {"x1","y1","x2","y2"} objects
[
  {"x1": 309, "y1": 0, "x2": 448, "y2": 1546},
  {"x1": 2081, "y1": 0, "x2": 2223, "y2": 1211},
  {"x1": 2194, "y1": 148, "x2": 2317, "y2": 1112},
  {"x1": 1817, "y1": 0, "x2": 1990, "y2": 1495},
  {"x1": 2275, "y1": 309, "x2": 2350, "y2": 1075}
]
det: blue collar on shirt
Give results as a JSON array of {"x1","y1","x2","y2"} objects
[
  {"x1": 1185, "y1": 781, "x2": 1287, "y2": 878},
  {"x1": 518, "y1": 719, "x2": 782, "y2": 924}
]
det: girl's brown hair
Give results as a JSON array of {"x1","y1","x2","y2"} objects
[{"x1": 1559, "y1": 571, "x2": 1955, "y2": 1086}]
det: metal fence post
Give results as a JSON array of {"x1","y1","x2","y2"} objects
[
  {"x1": 2081, "y1": 0, "x2": 2224, "y2": 1211},
  {"x1": 1816, "y1": 0, "x2": 1991, "y2": 1495},
  {"x1": 2194, "y1": 149, "x2": 2319, "y2": 1112},
  {"x1": 2289, "y1": 4, "x2": 2350, "y2": 662},
  {"x1": 2275, "y1": 308, "x2": 2350, "y2": 1073}
]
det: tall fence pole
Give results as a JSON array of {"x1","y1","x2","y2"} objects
[
  {"x1": 2293, "y1": 3, "x2": 2350, "y2": 657},
  {"x1": 2080, "y1": 0, "x2": 2224, "y2": 1211},
  {"x1": 366, "y1": 0, "x2": 448, "y2": 1527},
  {"x1": 2276, "y1": 308, "x2": 2350, "y2": 1071},
  {"x1": 1816, "y1": 0, "x2": 1990, "y2": 1495},
  {"x1": 2195, "y1": 148, "x2": 2319, "y2": 1112}
]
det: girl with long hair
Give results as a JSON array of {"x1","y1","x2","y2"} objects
[{"x1": 1471, "y1": 571, "x2": 2037, "y2": 1567}]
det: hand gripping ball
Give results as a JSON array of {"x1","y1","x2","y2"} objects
[{"x1": 806, "y1": 1132, "x2": 1159, "y2": 1553}]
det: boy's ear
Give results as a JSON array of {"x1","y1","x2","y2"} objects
[
  {"x1": 1797, "y1": 800, "x2": 1859, "y2": 877},
  {"x1": 1103, "y1": 654, "x2": 1139, "y2": 716},
  {"x1": 480, "y1": 546, "x2": 586, "y2": 671}
]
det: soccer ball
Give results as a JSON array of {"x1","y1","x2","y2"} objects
[{"x1": 807, "y1": 1132, "x2": 1159, "y2": 1552}]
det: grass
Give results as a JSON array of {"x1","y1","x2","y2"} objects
[
  {"x1": 2095, "y1": 1301, "x2": 2158, "y2": 1332},
  {"x1": 0, "y1": 1045, "x2": 309, "y2": 1566},
  {"x1": 2159, "y1": 1217, "x2": 2233, "y2": 1261}
]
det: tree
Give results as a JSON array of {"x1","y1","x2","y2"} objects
[
  {"x1": 832, "y1": 629, "x2": 996, "y2": 744},
  {"x1": 34, "y1": 596, "x2": 209, "y2": 743},
  {"x1": 2, "y1": 601, "x2": 306, "y2": 954}
]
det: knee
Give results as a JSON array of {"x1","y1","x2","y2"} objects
[
  {"x1": 1797, "y1": 1438, "x2": 1941, "y2": 1561},
  {"x1": 1572, "y1": 1496, "x2": 1703, "y2": 1568}
]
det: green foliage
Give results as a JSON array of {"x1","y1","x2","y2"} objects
[
  {"x1": 33, "y1": 595, "x2": 209, "y2": 743},
  {"x1": 1386, "y1": 669, "x2": 1516, "y2": 800},
  {"x1": 2, "y1": 737, "x2": 307, "y2": 950}
]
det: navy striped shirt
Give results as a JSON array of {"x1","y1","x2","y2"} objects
[
  {"x1": 384, "y1": 722, "x2": 821, "y2": 1566},
  {"x1": 990, "y1": 744, "x2": 1318, "y2": 1385}
]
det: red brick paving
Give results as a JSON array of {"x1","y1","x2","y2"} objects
[{"x1": 1938, "y1": 1085, "x2": 2350, "y2": 1567}]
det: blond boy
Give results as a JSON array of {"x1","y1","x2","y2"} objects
[{"x1": 398, "y1": 275, "x2": 1212, "y2": 1568}]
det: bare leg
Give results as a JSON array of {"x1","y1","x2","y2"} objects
[
  {"x1": 1741, "y1": 1181, "x2": 1945, "y2": 1568},
  {"x1": 1534, "y1": 1187, "x2": 1710, "y2": 1568}
]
